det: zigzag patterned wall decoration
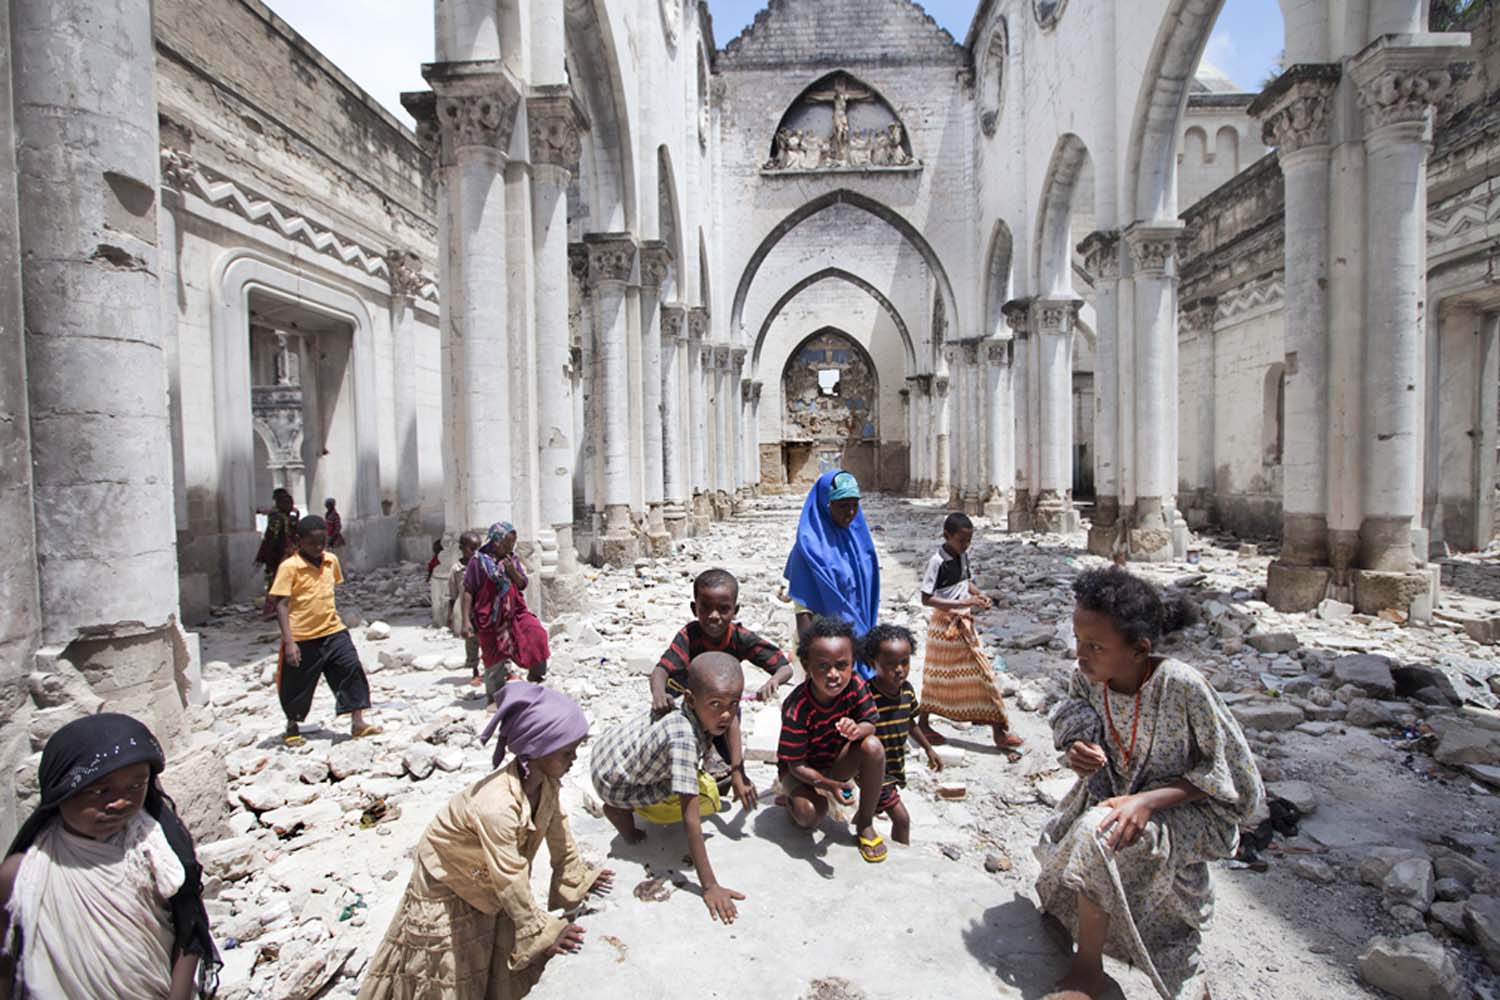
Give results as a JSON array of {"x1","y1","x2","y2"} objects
[{"x1": 162, "y1": 149, "x2": 439, "y2": 304}]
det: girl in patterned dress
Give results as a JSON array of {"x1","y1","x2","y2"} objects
[{"x1": 1036, "y1": 567, "x2": 1263, "y2": 1000}]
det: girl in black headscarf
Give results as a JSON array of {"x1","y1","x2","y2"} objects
[{"x1": 0, "y1": 713, "x2": 220, "y2": 999}]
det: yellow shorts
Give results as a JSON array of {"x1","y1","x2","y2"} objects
[{"x1": 633, "y1": 770, "x2": 722, "y2": 825}]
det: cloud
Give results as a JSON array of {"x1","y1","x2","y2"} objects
[{"x1": 1204, "y1": 30, "x2": 1237, "y2": 71}]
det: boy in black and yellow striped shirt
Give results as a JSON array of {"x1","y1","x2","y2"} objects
[{"x1": 861, "y1": 624, "x2": 944, "y2": 844}]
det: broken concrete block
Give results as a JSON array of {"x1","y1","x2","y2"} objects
[
  {"x1": 1357, "y1": 933, "x2": 1464, "y2": 1000},
  {"x1": 1360, "y1": 848, "x2": 1430, "y2": 887},
  {"x1": 197, "y1": 836, "x2": 262, "y2": 881},
  {"x1": 1291, "y1": 857, "x2": 1336, "y2": 884},
  {"x1": 1463, "y1": 895, "x2": 1500, "y2": 971},
  {"x1": 276, "y1": 942, "x2": 355, "y2": 1000},
  {"x1": 1346, "y1": 698, "x2": 1398, "y2": 729},
  {"x1": 1265, "y1": 780, "x2": 1318, "y2": 815},
  {"x1": 1383, "y1": 858, "x2": 1436, "y2": 914},
  {"x1": 1316, "y1": 598, "x2": 1354, "y2": 620},
  {"x1": 327, "y1": 739, "x2": 377, "y2": 780},
  {"x1": 1246, "y1": 632, "x2": 1299, "y2": 654},
  {"x1": 364, "y1": 621, "x2": 391, "y2": 641},
  {"x1": 1230, "y1": 702, "x2": 1305, "y2": 732},
  {"x1": 1332, "y1": 654, "x2": 1397, "y2": 698},
  {"x1": 1432, "y1": 719, "x2": 1500, "y2": 768},
  {"x1": 403, "y1": 744, "x2": 438, "y2": 780}
]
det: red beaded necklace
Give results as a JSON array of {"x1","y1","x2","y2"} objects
[{"x1": 1103, "y1": 662, "x2": 1156, "y2": 768}]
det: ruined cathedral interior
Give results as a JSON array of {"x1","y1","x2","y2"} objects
[{"x1": 3, "y1": 0, "x2": 1500, "y2": 997}]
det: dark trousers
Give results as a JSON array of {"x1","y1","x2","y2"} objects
[{"x1": 278, "y1": 629, "x2": 371, "y2": 722}]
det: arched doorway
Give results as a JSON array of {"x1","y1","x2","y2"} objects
[{"x1": 780, "y1": 328, "x2": 880, "y2": 489}]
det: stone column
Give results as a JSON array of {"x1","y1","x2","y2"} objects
[
  {"x1": 583, "y1": 232, "x2": 639, "y2": 565},
  {"x1": 14, "y1": 0, "x2": 186, "y2": 745},
  {"x1": 528, "y1": 91, "x2": 584, "y2": 578},
  {"x1": 1079, "y1": 231, "x2": 1123, "y2": 555},
  {"x1": 1348, "y1": 39, "x2": 1461, "y2": 608},
  {"x1": 638, "y1": 241, "x2": 672, "y2": 554},
  {"x1": 961, "y1": 343, "x2": 984, "y2": 514},
  {"x1": 660, "y1": 305, "x2": 689, "y2": 538},
  {"x1": 932, "y1": 374, "x2": 951, "y2": 500},
  {"x1": 714, "y1": 346, "x2": 734, "y2": 518},
  {"x1": 1125, "y1": 223, "x2": 1185, "y2": 561},
  {"x1": 1253, "y1": 66, "x2": 1342, "y2": 609},
  {"x1": 1003, "y1": 301, "x2": 1033, "y2": 531},
  {"x1": 983, "y1": 339, "x2": 1013, "y2": 522},
  {"x1": 731, "y1": 348, "x2": 748, "y2": 506},
  {"x1": 568, "y1": 243, "x2": 602, "y2": 549},
  {"x1": 907, "y1": 376, "x2": 929, "y2": 495},
  {"x1": 688, "y1": 308, "x2": 711, "y2": 532},
  {"x1": 385, "y1": 250, "x2": 424, "y2": 543},
  {"x1": 748, "y1": 381, "x2": 764, "y2": 496},
  {"x1": 1033, "y1": 299, "x2": 1082, "y2": 533},
  {"x1": 421, "y1": 66, "x2": 522, "y2": 535},
  {"x1": 944, "y1": 345, "x2": 963, "y2": 506},
  {"x1": 1178, "y1": 299, "x2": 1218, "y2": 528}
]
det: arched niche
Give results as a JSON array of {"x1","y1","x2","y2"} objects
[
  {"x1": 978, "y1": 20, "x2": 1008, "y2": 138},
  {"x1": 1034, "y1": 133, "x2": 1093, "y2": 298},
  {"x1": 779, "y1": 327, "x2": 881, "y2": 489},
  {"x1": 763, "y1": 71, "x2": 916, "y2": 172}
]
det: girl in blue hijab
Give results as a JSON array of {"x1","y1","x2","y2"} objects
[{"x1": 784, "y1": 470, "x2": 880, "y2": 679}]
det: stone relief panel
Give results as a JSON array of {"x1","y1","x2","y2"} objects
[
  {"x1": 763, "y1": 72, "x2": 916, "y2": 172},
  {"x1": 781, "y1": 329, "x2": 878, "y2": 444},
  {"x1": 979, "y1": 20, "x2": 1008, "y2": 138}
]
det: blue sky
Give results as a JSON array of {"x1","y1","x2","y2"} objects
[{"x1": 270, "y1": 0, "x2": 1287, "y2": 129}]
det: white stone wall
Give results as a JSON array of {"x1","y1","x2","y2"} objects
[{"x1": 1178, "y1": 103, "x2": 1269, "y2": 210}]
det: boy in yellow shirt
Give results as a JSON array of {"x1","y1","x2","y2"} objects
[{"x1": 269, "y1": 515, "x2": 380, "y2": 745}]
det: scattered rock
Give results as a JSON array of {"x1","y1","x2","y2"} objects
[
  {"x1": 1016, "y1": 686, "x2": 1048, "y2": 712},
  {"x1": 1265, "y1": 780, "x2": 1318, "y2": 815},
  {"x1": 983, "y1": 852, "x2": 1012, "y2": 873},
  {"x1": 1291, "y1": 857, "x2": 1336, "y2": 884},
  {"x1": 1357, "y1": 933, "x2": 1464, "y2": 1000},
  {"x1": 412, "y1": 653, "x2": 445, "y2": 671},
  {"x1": 1383, "y1": 858, "x2": 1436, "y2": 914},
  {"x1": 236, "y1": 782, "x2": 288, "y2": 813},
  {"x1": 1360, "y1": 848, "x2": 1428, "y2": 887},
  {"x1": 1464, "y1": 894, "x2": 1500, "y2": 971},
  {"x1": 1428, "y1": 901, "x2": 1470, "y2": 938},
  {"x1": 198, "y1": 836, "x2": 261, "y2": 881},
  {"x1": 1332, "y1": 654, "x2": 1397, "y2": 698},
  {"x1": 1009, "y1": 628, "x2": 1053, "y2": 650},
  {"x1": 1434, "y1": 878, "x2": 1468, "y2": 902},
  {"x1": 1432, "y1": 719, "x2": 1500, "y2": 767},
  {"x1": 276, "y1": 942, "x2": 355, "y2": 1000},
  {"x1": 364, "y1": 621, "x2": 392, "y2": 641},
  {"x1": 1346, "y1": 698, "x2": 1398, "y2": 729},
  {"x1": 1317, "y1": 599, "x2": 1354, "y2": 620},
  {"x1": 1247, "y1": 632, "x2": 1299, "y2": 654},
  {"x1": 1230, "y1": 702, "x2": 1305, "y2": 732},
  {"x1": 327, "y1": 740, "x2": 377, "y2": 780},
  {"x1": 434, "y1": 749, "x2": 465, "y2": 773},
  {"x1": 1036, "y1": 776, "x2": 1076, "y2": 808},
  {"x1": 933, "y1": 746, "x2": 968, "y2": 768},
  {"x1": 403, "y1": 744, "x2": 439, "y2": 780}
]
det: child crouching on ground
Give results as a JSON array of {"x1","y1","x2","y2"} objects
[
  {"x1": 1035, "y1": 566, "x2": 1263, "y2": 1000},
  {"x1": 592, "y1": 653, "x2": 748, "y2": 924},
  {"x1": 0, "y1": 714, "x2": 220, "y2": 1000},
  {"x1": 359, "y1": 683, "x2": 613, "y2": 999},
  {"x1": 862, "y1": 624, "x2": 943, "y2": 845},
  {"x1": 776, "y1": 616, "x2": 888, "y2": 863},
  {"x1": 648, "y1": 567, "x2": 793, "y2": 808}
]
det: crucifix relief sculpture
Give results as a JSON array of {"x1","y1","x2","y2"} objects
[{"x1": 764, "y1": 73, "x2": 916, "y2": 171}]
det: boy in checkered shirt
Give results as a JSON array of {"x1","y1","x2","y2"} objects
[{"x1": 592, "y1": 653, "x2": 747, "y2": 923}]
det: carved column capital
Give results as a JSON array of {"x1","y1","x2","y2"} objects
[
  {"x1": 1250, "y1": 64, "x2": 1341, "y2": 154},
  {"x1": 661, "y1": 303, "x2": 687, "y2": 341},
  {"x1": 1125, "y1": 223, "x2": 1185, "y2": 278},
  {"x1": 421, "y1": 63, "x2": 522, "y2": 163},
  {"x1": 638, "y1": 240, "x2": 673, "y2": 290},
  {"x1": 751, "y1": 381, "x2": 763, "y2": 404},
  {"x1": 961, "y1": 341, "x2": 981, "y2": 366},
  {"x1": 581, "y1": 232, "x2": 637, "y2": 286},
  {"x1": 568, "y1": 242, "x2": 589, "y2": 286},
  {"x1": 985, "y1": 339, "x2": 1013, "y2": 366},
  {"x1": 1077, "y1": 230, "x2": 1121, "y2": 283},
  {"x1": 731, "y1": 347, "x2": 747, "y2": 368},
  {"x1": 713, "y1": 345, "x2": 733, "y2": 368},
  {"x1": 934, "y1": 375, "x2": 950, "y2": 398},
  {"x1": 527, "y1": 89, "x2": 585, "y2": 171},
  {"x1": 1180, "y1": 297, "x2": 1219, "y2": 335},
  {"x1": 385, "y1": 248, "x2": 425, "y2": 300},
  {"x1": 741, "y1": 379, "x2": 753, "y2": 403},
  {"x1": 1002, "y1": 297, "x2": 1033, "y2": 338},
  {"x1": 1349, "y1": 37, "x2": 1467, "y2": 138},
  {"x1": 402, "y1": 91, "x2": 442, "y2": 162},
  {"x1": 1035, "y1": 298, "x2": 1083, "y2": 334},
  {"x1": 687, "y1": 306, "x2": 710, "y2": 340},
  {"x1": 159, "y1": 148, "x2": 196, "y2": 191}
]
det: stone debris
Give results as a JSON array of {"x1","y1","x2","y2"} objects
[
  {"x1": 171, "y1": 496, "x2": 1500, "y2": 999},
  {"x1": 1357, "y1": 933, "x2": 1466, "y2": 1000}
]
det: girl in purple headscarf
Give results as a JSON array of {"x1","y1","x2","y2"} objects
[{"x1": 359, "y1": 683, "x2": 614, "y2": 1000}]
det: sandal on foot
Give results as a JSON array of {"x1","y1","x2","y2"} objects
[
  {"x1": 467, "y1": 676, "x2": 482, "y2": 687},
  {"x1": 857, "y1": 833, "x2": 888, "y2": 864},
  {"x1": 351, "y1": 724, "x2": 383, "y2": 739},
  {"x1": 994, "y1": 731, "x2": 1025, "y2": 750},
  {"x1": 282, "y1": 733, "x2": 306, "y2": 747}
]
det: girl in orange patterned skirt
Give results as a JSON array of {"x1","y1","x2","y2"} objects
[{"x1": 914, "y1": 513, "x2": 1024, "y2": 750}]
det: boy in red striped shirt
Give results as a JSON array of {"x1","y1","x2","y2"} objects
[
  {"x1": 776, "y1": 616, "x2": 889, "y2": 863},
  {"x1": 649, "y1": 568, "x2": 792, "y2": 809}
]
